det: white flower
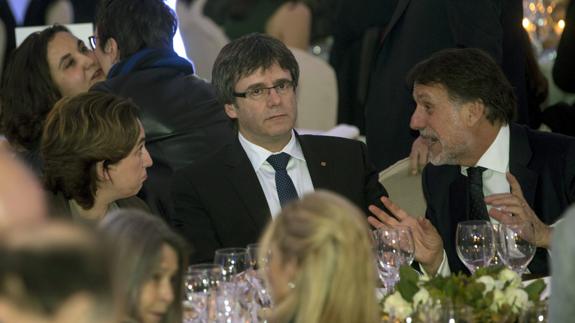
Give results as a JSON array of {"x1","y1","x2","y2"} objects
[
  {"x1": 412, "y1": 288, "x2": 430, "y2": 307},
  {"x1": 504, "y1": 288, "x2": 529, "y2": 313},
  {"x1": 490, "y1": 290, "x2": 506, "y2": 311},
  {"x1": 383, "y1": 291, "x2": 414, "y2": 320},
  {"x1": 477, "y1": 275, "x2": 496, "y2": 294},
  {"x1": 498, "y1": 268, "x2": 521, "y2": 288}
]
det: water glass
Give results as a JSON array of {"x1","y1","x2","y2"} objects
[
  {"x1": 456, "y1": 220, "x2": 495, "y2": 273},
  {"x1": 184, "y1": 264, "x2": 224, "y2": 323},
  {"x1": 214, "y1": 248, "x2": 248, "y2": 282},
  {"x1": 373, "y1": 228, "x2": 403, "y2": 293},
  {"x1": 494, "y1": 222, "x2": 536, "y2": 276}
]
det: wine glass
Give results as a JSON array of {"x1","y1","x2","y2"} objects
[
  {"x1": 373, "y1": 228, "x2": 403, "y2": 293},
  {"x1": 456, "y1": 220, "x2": 495, "y2": 273},
  {"x1": 396, "y1": 226, "x2": 415, "y2": 266},
  {"x1": 245, "y1": 243, "x2": 272, "y2": 321},
  {"x1": 214, "y1": 248, "x2": 248, "y2": 282},
  {"x1": 493, "y1": 222, "x2": 536, "y2": 276},
  {"x1": 184, "y1": 264, "x2": 224, "y2": 323}
]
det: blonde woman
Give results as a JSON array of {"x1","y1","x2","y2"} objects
[{"x1": 259, "y1": 190, "x2": 379, "y2": 323}]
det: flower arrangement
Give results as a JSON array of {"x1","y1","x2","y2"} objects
[{"x1": 381, "y1": 265, "x2": 547, "y2": 322}]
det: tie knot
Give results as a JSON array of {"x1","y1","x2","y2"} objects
[
  {"x1": 467, "y1": 166, "x2": 487, "y2": 183},
  {"x1": 267, "y1": 153, "x2": 291, "y2": 171}
]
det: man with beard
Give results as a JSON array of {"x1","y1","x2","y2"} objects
[{"x1": 368, "y1": 48, "x2": 575, "y2": 277}]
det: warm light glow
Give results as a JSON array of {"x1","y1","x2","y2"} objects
[
  {"x1": 522, "y1": 18, "x2": 531, "y2": 29},
  {"x1": 558, "y1": 19, "x2": 566, "y2": 30},
  {"x1": 529, "y1": 3, "x2": 536, "y2": 11}
]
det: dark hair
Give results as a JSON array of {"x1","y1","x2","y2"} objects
[
  {"x1": 407, "y1": 48, "x2": 516, "y2": 124},
  {"x1": 0, "y1": 224, "x2": 114, "y2": 321},
  {"x1": 96, "y1": 0, "x2": 177, "y2": 59},
  {"x1": 0, "y1": 25, "x2": 69, "y2": 151},
  {"x1": 212, "y1": 33, "x2": 299, "y2": 105},
  {"x1": 41, "y1": 92, "x2": 141, "y2": 209},
  {"x1": 100, "y1": 210, "x2": 189, "y2": 323}
]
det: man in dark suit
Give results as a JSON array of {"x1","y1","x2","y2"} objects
[
  {"x1": 368, "y1": 48, "x2": 575, "y2": 277},
  {"x1": 363, "y1": 0, "x2": 533, "y2": 171},
  {"x1": 171, "y1": 33, "x2": 387, "y2": 263}
]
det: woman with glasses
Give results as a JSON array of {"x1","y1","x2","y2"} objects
[
  {"x1": 0, "y1": 24, "x2": 105, "y2": 173},
  {"x1": 258, "y1": 190, "x2": 380, "y2": 323}
]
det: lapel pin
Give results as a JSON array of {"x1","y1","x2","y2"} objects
[{"x1": 320, "y1": 161, "x2": 327, "y2": 166}]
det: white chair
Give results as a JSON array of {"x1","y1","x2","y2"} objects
[
  {"x1": 290, "y1": 47, "x2": 338, "y2": 131},
  {"x1": 378, "y1": 158, "x2": 426, "y2": 218},
  {"x1": 176, "y1": 0, "x2": 229, "y2": 80}
]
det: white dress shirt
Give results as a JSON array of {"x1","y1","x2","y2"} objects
[
  {"x1": 423, "y1": 125, "x2": 511, "y2": 278},
  {"x1": 238, "y1": 131, "x2": 315, "y2": 217}
]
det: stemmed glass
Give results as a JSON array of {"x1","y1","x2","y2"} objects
[
  {"x1": 213, "y1": 248, "x2": 250, "y2": 322},
  {"x1": 493, "y1": 222, "x2": 536, "y2": 276},
  {"x1": 395, "y1": 227, "x2": 415, "y2": 266},
  {"x1": 214, "y1": 248, "x2": 249, "y2": 282},
  {"x1": 245, "y1": 243, "x2": 272, "y2": 321},
  {"x1": 373, "y1": 228, "x2": 404, "y2": 293},
  {"x1": 184, "y1": 264, "x2": 224, "y2": 323},
  {"x1": 456, "y1": 220, "x2": 495, "y2": 273}
]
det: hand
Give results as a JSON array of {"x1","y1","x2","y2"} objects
[
  {"x1": 368, "y1": 196, "x2": 444, "y2": 276},
  {"x1": 484, "y1": 172, "x2": 552, "y2": 249},
  {"x1": 409, "y1": 136, "x2": 429, "y2": 175}
]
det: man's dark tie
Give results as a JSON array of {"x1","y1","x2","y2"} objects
[
  {"x1": 267, "y1": 153, "x2": 299, "y2": 207},
  {"x1": 467, "y1": 166, "x2": 489, "y2": 221}
]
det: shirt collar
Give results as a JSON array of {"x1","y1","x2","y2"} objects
[
  {"x1": 461, "y1": 124, "x2": 509, "y2": 175},
  {"x1": 238, "y1": 130, "x2": 304, "y2": 170}
]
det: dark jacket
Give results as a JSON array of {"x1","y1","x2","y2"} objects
[
  {"x1": 171, "y1": 134, "x2": 388, "y2": 264},
  {"x1": 92, "y1": 48, "x2": 234, "y2": 220},
  {"x1": 423, "y1": 123, "x2": 575, "y2": 275}
]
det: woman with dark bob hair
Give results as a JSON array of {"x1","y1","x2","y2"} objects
[
  {"x1": 41, "y1": 91, "x2": 152, "y2": 223},
  {"x1": 100, "y1": 209, "x2": 189, "y2": 323},
  {"x1": 0, "y1": 24, "x2": 105, "y2": 173}
]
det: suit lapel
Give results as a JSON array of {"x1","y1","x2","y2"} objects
[
  {"x1": 298, "y1": 135, "x2": 335, "y2": 190},
  {"x1": 224, "y1": 140, "x2": 271, "y2": 230},
  {"x1": 508, "y1": 124, "x2": 537, "y2": 206}
]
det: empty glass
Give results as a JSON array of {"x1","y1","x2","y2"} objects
[
  {"x1": 184, "y1": 264, "x2": 224, "y2": 323},
  {"x1": 494, "y1": 222, "x2": 536, "y2": 276},
  {"x1": 456, "y1": 220, "x2": 495, "y2": 273},
  {"x1": 373, "y1": 228, "x2": 403, "y2": 293},
  {"x1": 214, "y1": 248, "x2": 249, "y2": 282},
  {"x1": 396, "y1": 226, "x2": 415, "y2": 266}
]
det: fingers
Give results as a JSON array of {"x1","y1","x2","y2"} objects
[
  {"x1": 367, "y1": 216, "x2": 385, "y2": 229},
  {"x1": 368, "y1": 203, "x2": 401, "y2": 227},
  {"x1": 379, "y1": 196, "x2": 411, "y2": 221},
  {"x1": 409, "y1": 136, "x2": 428, "y2": 175},
  {"x1": 506, "y1": 172, "x2": 525, "y2": 199},
  {"x1": 488, "y1": 208, "x2": 516, "y2": 225}
]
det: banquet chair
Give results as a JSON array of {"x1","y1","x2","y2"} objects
[
  {"x1": 290, "y1": 47, "x2": 338, "y2": 131},
  {"x1": 378, "y1": 158, "x2": 426, "y2": 218},
  {"x1": 176, "y1": 0, "x2": 229, "y2": 81}
]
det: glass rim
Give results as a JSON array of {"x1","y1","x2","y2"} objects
[{"x1": 214, "y1": 247, "x2": 247, "y2": 255}]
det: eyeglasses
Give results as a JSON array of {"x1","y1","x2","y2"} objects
[
  {"x1": 88, "y1": 36, "x2": 97, "y2": 50},
  {"x1": 233, "y1": 80, "x2": 295, "y2": 101}
]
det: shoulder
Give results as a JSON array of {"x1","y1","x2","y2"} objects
[
  {"x1": 300, "y1": 134, "x2": 364, "y2": 149},
  {"x1": 116, "y1": 196, "x2": 150, "y2": 212}
]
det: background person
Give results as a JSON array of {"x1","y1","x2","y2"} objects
[
  {"x1": 0, "y1": 222, "x2": 117, "y2": 323},
  {"x1": 0, "y1": 24, "x2": 105, "y2": 173},
  {"x1": 91, "y1": 0, "x2": 234, "y2": 221},
  {"x1": 41, "y1": 92, "x2": 151, "y2": 223},
  {"x1": 100, "y1": 209, "x2": 189, "y2": 323},
  {"x1": 258, "y1": 190, "x2": 380, "y2": 323}
]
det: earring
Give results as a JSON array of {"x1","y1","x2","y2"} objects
[{"x1": 287, "y1": 281, "x2": 296, "y2": 289}]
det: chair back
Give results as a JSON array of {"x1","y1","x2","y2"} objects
[
  {"x1": 176, "y1": 0, "x2": 229, "y2": 80},
  {"x1": 290, "y1": 47, "x2": 337, "y2": 131},
  {"x1": 378, "y1": 158, "x2": 426, "y2": 218}
]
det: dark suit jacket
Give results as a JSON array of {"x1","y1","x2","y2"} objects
[
  {"x1": 171, "y1": 134, "x2": 388, "y2": 263},
  {"x1": 363, "y1": 0, "x2": 532, "y2": 170},
  {"x1": 423, "y1": 124, "x2": 575, "y2": 275}
]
